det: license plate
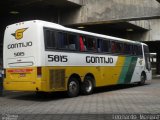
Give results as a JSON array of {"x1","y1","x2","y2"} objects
[{"x1": 19, "y1": 73, "x2": 26, "y2": 77}]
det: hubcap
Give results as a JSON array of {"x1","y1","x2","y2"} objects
[
  {"x1": 69, "y1": 81, "x2": 78, "y2": 94},
  {"x1": 85, "y1": 80, "x2": 92, "y2": 92}
]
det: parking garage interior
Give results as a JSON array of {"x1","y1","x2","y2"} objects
[{"x1": 0, "y1": 0, "x2": 160, "y2": 74}]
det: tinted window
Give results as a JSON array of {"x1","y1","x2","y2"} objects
[
  {"x1": 111, "y1": 41, "x2": 123, "y2": 53},
  {"x1": 124, "y1": 43, "x2": 132, "y2": 54},
  {"x1": 97, "y1": 39, "x2": 110, "y2": 53},
  {"x1": 132, "y1": 45, "x2": 142, "y2": 56},
  {"x1": 102, "y1": 40, "x2": 110, "y2": 52},
  {"x1": 86, "y1": 37, "x2": 96, "y2": 51},
  {"x1": 57, "y1": 32, "x2": 77, "y2": 50},
  {"x1": 79, "y1": 36, "x2": 86, "y2": 52},
  {"x1": 79, "y1": 36, "x2": 96, "y2": 52},
  {"x1": 57, "y1": 32, "x2": 68, "y2": 49},
  {"x1": 44, "y1": 29, "x2": 56, "y2": 50},
  {"x1": 68, "y1": 34, "x2": 77, "y2": 50},
  {"x1": 137, "y1": 45, "x2": 143, "y2": 56}
]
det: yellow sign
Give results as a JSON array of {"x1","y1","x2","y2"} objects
[{"x1": 11, "y1": 28, "x2": 28, "y2": 40}]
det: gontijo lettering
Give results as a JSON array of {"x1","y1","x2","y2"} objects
[
  {"x1": 7, "y1": 41, "x2": 32, "y2": 49},
  {"x1": 86, "y1": 56, "x2": 113, "y2": 63}
]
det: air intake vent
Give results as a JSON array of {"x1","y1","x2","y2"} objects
[{"x1": 50, "y1": 69, "x2": 65, "y2": 89}]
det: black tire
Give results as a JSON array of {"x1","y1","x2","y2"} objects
[
  {"x1": 139, "y1": 73, "x2": 146, "y2": 85},
  {"x1": 81, "y1": 76, "x2": 94, "y2": 95},
  {"x1": 67, "y1": 77, "x2": 79, "y2": 97}
]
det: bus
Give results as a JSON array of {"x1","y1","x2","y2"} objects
[{"x1": 3, "y1": 20, "x2": 152, "y2": 97}]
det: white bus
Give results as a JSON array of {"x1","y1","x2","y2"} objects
[{"x1": 3, "y1": 20, "x2": 152, "y2": 97}]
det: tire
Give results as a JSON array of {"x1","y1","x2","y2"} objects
[
  {"x1": 81, "y1": 76, "x2": 94, "y2": 95},
  {"x1": 67, "y1": 77, "x2": 79, "y2": 97},
  {"x1": 139, "y1": 73, "x2": 146, "y2": 85}
]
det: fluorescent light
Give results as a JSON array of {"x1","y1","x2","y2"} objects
[
  {"x1": 126, "y1": 28, "x2": 133, "y2": 32},
  {"x1": 78, "y1": 26, "x2": 85, "y2": 29},
  {"x1": 10, "y1": 11, "x2": 19, "y2": 14}
]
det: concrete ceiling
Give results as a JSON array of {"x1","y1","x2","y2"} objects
[
  {"x1": 0, "y1": 0, "x2": 82, "y2": 44},
  {"x1": 0, "y1": 0, "x2": 81, "y2": 15},
  {"x1": 0, "y1": 0, "x2": 152, "y2": 42},
  {"x1": 69, "y1": 22, "x2": 148, "y2": 39},
  {"x1": 0, "y1": 0, "x2": 82, "y2": 28}
]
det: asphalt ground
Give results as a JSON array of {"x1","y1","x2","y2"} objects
[{"x1": 0, "y1": 78, "x2": 160, "y2": 120}]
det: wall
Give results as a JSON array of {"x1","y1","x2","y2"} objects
[
  {"x1": 61, "y1": 0, "x2": 160, "y2": 25},
  {"x1": 149, "y1": 19, "x2": 160, "y2": 41}
]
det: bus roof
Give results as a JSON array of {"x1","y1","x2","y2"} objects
[{"x1": 6, "y1": 20, "x2": 145, "y2": 45}]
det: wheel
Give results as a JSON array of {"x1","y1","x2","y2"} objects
[
  {"x1": 81, "y1": 76, "x2": 94, "y2": 95},
  {"x1": 67, "y1": 78, "x2": 79, "y2": 97},
  {"x1": 139, "y1": 73, "x2": 146, "y2": 85}
]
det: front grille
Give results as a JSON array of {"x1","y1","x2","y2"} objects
[{"x1": 49, "y1": 69, "x2": 65, "y2": 89}]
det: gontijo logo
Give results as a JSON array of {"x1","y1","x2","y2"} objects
[{"x1": 11, "y1": 28, "x2": 28, "y2": 40}]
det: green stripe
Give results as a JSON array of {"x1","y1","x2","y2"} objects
[
  {"x1": 118, "y1": 57, "x2": 132, "y2": 84},
  {"x1": 118, "y1": 56, "x2": 138, "y2": 84},
  {"x1": 124, "y1": 57, "x2": 137, "y2": 83}
]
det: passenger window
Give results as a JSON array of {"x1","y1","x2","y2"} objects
[
  {"x1": 58, "y1": 32, "x2": 77, "y2": 50},
  {"x1": 79, "y1": 36, "x2": 96, "y2": 52},
  {"x1": 132, "y1": 45, "x2": 137, "y2": 55},
  {"x1": 57, "y1": 32, "x2": 68, "y2": 49},
  {"x1": 111, "y1": 41, "x2": 124, "y2": 54},
  {"x1": 111, "y1": 41, "x2": 117, "y2": 53},
  {"x1": 97, "y1": 39, "x2": 102, "y2": 52},
  {"x1": 138, "y1": 46, "x2": 143, "y2": 56},
  {"x1": 86, "y1": 37, "x2": 96, "y2": 52},
  {"x1": 117, "y1": 43, "x2": 124, "y2": 53},
  {"x1": 102, "y1": 40, "x2": 110, "y2": 52},
  {"x1": 68, "y1": 34, "x2": 77, "y2": 50},
  {"x1": 79, "y1": 36, "x2": 87, "y2": 52},
  {"x1": 124, "y1": 43, "x2": 132, "y2": 54},
  {"x1": 44, "y1": 29, "x2": 56, "y2": 50},
  {"x1": 134, "y1": 45, "x2": 142, "y2": 56}
]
